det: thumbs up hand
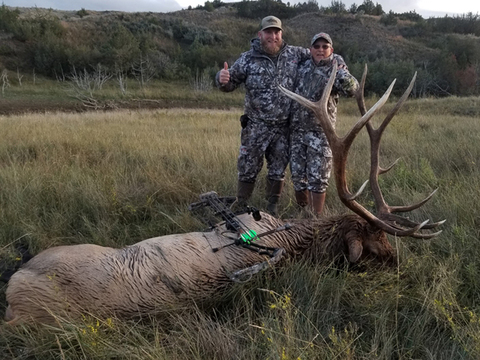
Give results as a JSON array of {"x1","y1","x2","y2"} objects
[{"x1": 219, "y1": 62, "x2": 230, "y2": 84}]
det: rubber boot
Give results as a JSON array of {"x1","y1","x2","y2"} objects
[
  {"x1": 265, "y1": 178, "x2": 284, "y2": 216},
  {"x1": 231, "y1": 180, "x2": 255, "y2": 213},
  {"x1": 311, "y1": 191, "x2": 326, "y2": 216},
  {"x1": 295, "y1": 189, "x2": 310, "y2": 208}
]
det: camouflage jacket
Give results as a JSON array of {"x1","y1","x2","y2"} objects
[
  {"x1": 216, "y1": 38, "x2": 310, "y2": 126},
  {"x1": 290, "y1": 53, "x2": 358, "y2": 133}
]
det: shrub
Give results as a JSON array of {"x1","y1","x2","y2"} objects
[
  {"x1": 77, "y1": 8, "x2": 89, "y2": 18},
  {"x1": 0, "y1": 4, "x2": 20, "y2": 32}
]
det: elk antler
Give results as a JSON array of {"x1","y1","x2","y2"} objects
[{"x1": 280, "y1": 62, "x2": 444, "y2": 238}]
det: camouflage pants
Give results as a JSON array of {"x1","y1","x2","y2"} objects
[
  {"x1": 237, "y1": 120, "x2": 289, "y2": 183},
  {"x1": 289, "y1": 130, "x2": 332, "y2": 193}
]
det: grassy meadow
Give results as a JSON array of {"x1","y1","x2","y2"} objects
[
  {"x1": 0, "y1": 94, "x2": 479, "y2": 359},
  {"x1": 0, "y1": 72, "x2": 245, "y2": 114}
]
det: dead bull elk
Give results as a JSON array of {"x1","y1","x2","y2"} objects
[{"x1": 4, "y1": 65, "x2": 443, "y2": 325}]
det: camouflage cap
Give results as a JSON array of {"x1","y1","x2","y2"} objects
[
  {"x1": 310, "y1": 32, "x2": 333, "y2": 46},
  {"x1": 260, "y1": 16, "x2": 283, "y2": 31}
]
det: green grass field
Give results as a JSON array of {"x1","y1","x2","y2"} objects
[
  {"x1": 0, "y1": 73, "x2": 246, "y2": 114},
  {"x1": 0, "y1": 90, "x2": 479, "y2": 359}
]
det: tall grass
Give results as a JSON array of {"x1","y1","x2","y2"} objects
[{"x1": 0, "y1": 97, "x2": 479, "y2": 359}]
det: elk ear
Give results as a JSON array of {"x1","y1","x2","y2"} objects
[{"x1": 348, "y1": 239, "x2": 363, "y2": 263}]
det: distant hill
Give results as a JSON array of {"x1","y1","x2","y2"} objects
[
  {"x1": 1, "y1": 4, "x2": 479, "y2": 96},
  {"x1": 287, "y1": 13, "x2": 439, "y2": 61}
]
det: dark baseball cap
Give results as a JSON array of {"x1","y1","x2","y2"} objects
[
  {"x1": 310, "y1": 32, "x2": 333, "y2": 46},
  {"x1": 260, "y1": 16, "x2": 283, "y2": 31}
]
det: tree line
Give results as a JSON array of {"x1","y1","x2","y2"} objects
[
  {"x1": 0, "y1": 2, "x2": 479, "y2": 97},
  {"x1": 198, "y1": 0, "x2": 480, "y2": 37}
]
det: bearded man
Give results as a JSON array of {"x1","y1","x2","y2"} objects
[{"x1": 216, "y1": 16, "x2": 310, "y2": 215}]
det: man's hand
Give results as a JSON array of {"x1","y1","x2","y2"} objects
[
  {"x1": 219, "y1": 62, "x2": 230, "y2": 84},
  {"x1": 332, "y1": 58, "x2": 346, "y2": 70}
]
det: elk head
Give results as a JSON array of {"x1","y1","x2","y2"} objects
[{"x1": 280, "y1": 62, "x2": 444, "y2": 245}]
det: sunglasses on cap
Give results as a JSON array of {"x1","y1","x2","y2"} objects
[{"x1": 312, "y1": 44, "x2": 331, "y2": 50}]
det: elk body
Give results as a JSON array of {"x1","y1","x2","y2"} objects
[
  {"x1": 4, "y1": 212, "x2": 392, "y2": 325},
  {"x1": 4, "y1": 65, "x2": 443, "y2": 325}
]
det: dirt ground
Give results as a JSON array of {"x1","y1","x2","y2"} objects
[{"x1": 0, "y1": 98, "x2": 83, "y2": 115}]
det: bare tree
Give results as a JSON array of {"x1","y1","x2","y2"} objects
[
  {"x1": 131, "y1": 54, "x2": 156, "y2": 89},
  {"x1": 92, "y1": 63, "x2": 111, "y2": 90},
  {"x1": 69, "y1": 64, "x2": 112, "y2": 95},
  {"x1": 69, "y1": 66, "x2": 95, "y2": 97},
  {"x1": 475, "y1": 59, "x2": 480, "y2": 94},
  {"x1": 54, "y1": 68, "x2": 66, "y2": 82},
  {"x1": 1, "y1": 70, "x2": 10, "y2": 96},
  {"x1": 190, "y1": 68, "x2": 213, "y2": 92},
  {"x1": 67, "y1": 64, "x2": 113, "y2": 109},
  {"x1": 115, "y1": 64, "x2": 128, "y2": 95},
  {"x1": 16, "y1": 68, "x2": 23, "y2": 87}
]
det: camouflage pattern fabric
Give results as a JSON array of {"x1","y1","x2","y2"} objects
[
  {"x1": 238, "y1": 119, "x2": 289, "y2": 183},
  {"x1": 216, "y1": 38, "x2": 310, "y2": 182},
  {"x1": 216, "y1": 38, "x2": 310, "y2": 124},
  {"x1": 290, "y1": 53, "x2": 359, "y2": 193},
  {"x1": 290, "y1": 130, "x2": 332, "y2": 193}
]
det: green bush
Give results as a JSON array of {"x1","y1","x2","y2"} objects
[
  {"x1": 0, "y1": 4, "x2": 19, "y2": 32},
  {"x1": 76, "y1": 8, "x2": 88, "y2": 18},
  {"x1": 380, "y1": 11, "x2": 398, "y2": 26}
]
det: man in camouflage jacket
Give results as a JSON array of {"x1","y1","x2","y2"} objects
[
  {"x1": 290, "y1": 32, "x2": 359, "y2": 216},
  {"x1": 216, "y1": 15, "x2": 310, "y2": 215}
]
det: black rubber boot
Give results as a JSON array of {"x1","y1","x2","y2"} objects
[{"x1": 265, "y1": 178, "x2": 284, "y2": 216}]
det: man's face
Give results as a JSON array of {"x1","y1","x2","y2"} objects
[
  {"x1": 258, "y1": 28, "x2": 282, "y2": 56},
  {"x1": 310, "y1": 39, "x2": 333, "y2": 64}
]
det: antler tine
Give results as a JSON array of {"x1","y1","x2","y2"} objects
[
  {"x1": 377, "y1": 72, "x2": 417, "y2": 135},
  {"x1": 420, "y1": 219, "x2": 446, "y2": 229},
  {"x1": 356, "y1": 64, "x2": 368, "y2": 115},
  {"x1": 355, "y1": 67, "x2": 443, "y2": 238},
  {"x1": 375, "y1": 214, "x2": 443, "y2": 238},
  {"x1": 379, "y1": 158, "x2": 400, "y2": 175},
  {"x1": 407, "y1": 229, "x2": 443, "y2": 239},
  {"x1": 389, "y1": 188, "x2": 438, "y2": 213},
  {"x1": 381, "y1": 217, "x2": 444, "y2": 239},
  {"x1": 348, "y1": 179, "x2": 369, "y2": 201},
  {"x1": 412, "y1": 231, "x2": 443, "y2": 239},
  {"x1": 343, "y1": 77, "x2": 395, "y2": 151},
  {"x1": 355, "y1": 66, "x2": 400, "y2": 174},
  {"x1": 313, "y1": 61, "x2": 395, "y2": 149},
  {"x1": 381, "y1": 213, "x2": 446, "y2": 230},
  {"x1": 364, "y1": 72, "x2": 430, "y2": 216}
]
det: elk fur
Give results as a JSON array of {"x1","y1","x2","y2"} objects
[{"x1": 4, "y1": 211, "x2": 393, "y2": 325}]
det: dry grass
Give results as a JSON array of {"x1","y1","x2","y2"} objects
[{"x1": 0, "y1": 98, "x2": 479, "y2": 359}]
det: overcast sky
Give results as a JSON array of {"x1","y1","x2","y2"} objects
[{"x1": 3, "y1": 0, "x2": 479, "y2": 18}]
